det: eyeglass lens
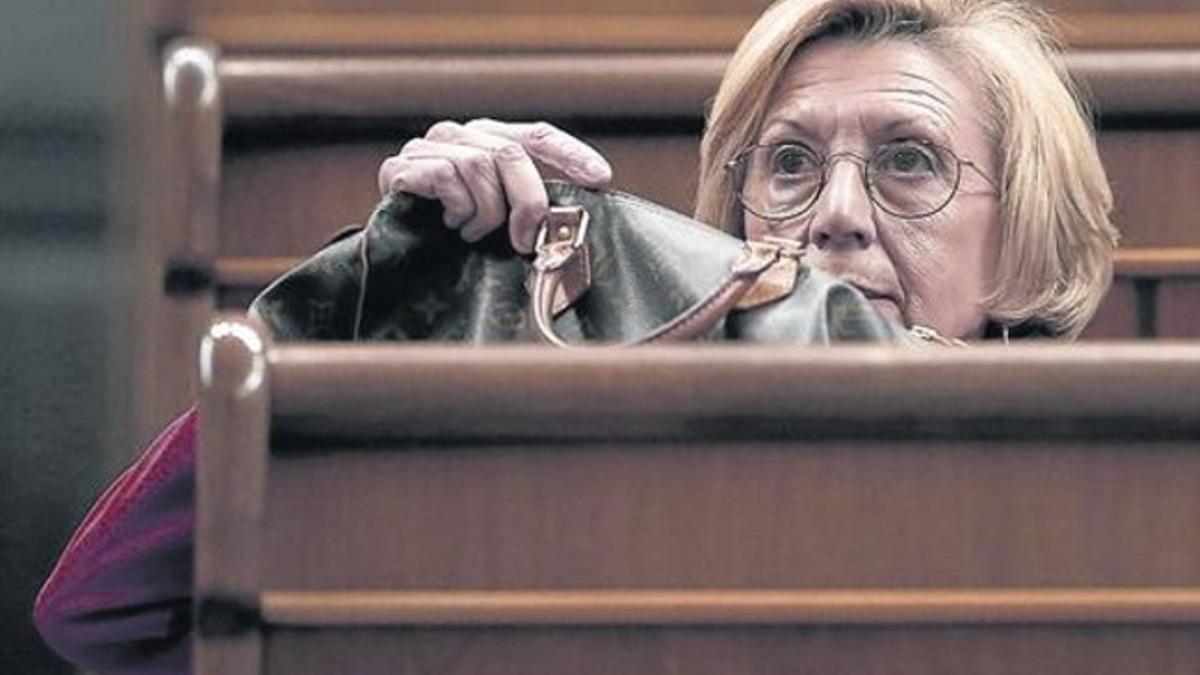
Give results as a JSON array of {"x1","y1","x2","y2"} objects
[{"x1": 736, "y1": 141, "x2": 961, "y2": 219}]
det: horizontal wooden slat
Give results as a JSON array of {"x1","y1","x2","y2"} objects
[
  {"x1": 261, "y1": 588, "x2": 1200, "y2": 626},
  {"x1": 217, "y1": 50, "x2": 1200, "y2": 122},
  {"x1": 197, "y1": 12, "x2": 1200, "y2": 52},
  {"x1": 1071, "y1": 50, "x2": 1200, "y2": 117},
  {"x1": 265, "y1": 343, "x2": 1200, "y2": 441},
  {"x1": 263, "y1": 625, "x2": 1200, "y2": 675},
  {"x1": 1063, "y1": 12, "x2": 1200, "y2": 49},
  {"x1": 1114, "y1": 247, "x2": 1200, "y2": 276},
  {"x1": 199, "y1": 13, "x2": 753, "y2": 53},
  {"x1": 217, "y1": 256, "x2": 296, "y2": 287},
  {"x1": 218, "y1": 53, "x2": 727, "y2": 120}
]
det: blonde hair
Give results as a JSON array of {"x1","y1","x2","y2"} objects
[{"x1": 696, "y1": 0, "x2": 1119, "y2": 339}]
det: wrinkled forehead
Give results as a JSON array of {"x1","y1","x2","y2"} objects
[{"x1": 760, "y1": 38, "x2": 991, "y2": 146}]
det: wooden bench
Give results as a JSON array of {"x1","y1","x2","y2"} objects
[
  {"x1": 196, "y1": 314, "x2": 1200, "y2": 675},
  {"x1": 140, "y1": 43, "x2": 1200, "y2": 440},
  {"x1": 162, "y1": 43, "x2": 1200, "y2": 340}
]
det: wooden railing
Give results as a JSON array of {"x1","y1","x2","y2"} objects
[
  {"x1": 196, "y1": 318, "x2": 1200, "y2": 675},
  {"x1": 185, "y1": 48, "x2": 1200, "y2": 338},
  {"x1": 193, "y1": 11, "x2": 1200, "y2": 52}
]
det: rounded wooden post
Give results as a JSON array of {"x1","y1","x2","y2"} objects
[
  {"x1": 148, "y1": 38, "x2": 224, "y2": 448},
  {"x1": 196, "y1": 314, "x2": 271, "y2": 675},
  {"x1": 163, "y1": 38, "x2": 221, "y2": 272}
]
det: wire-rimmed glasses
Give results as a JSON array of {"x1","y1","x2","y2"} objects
[{"x1": 725, "y1": 139, "x2": 997, "y2": 221}]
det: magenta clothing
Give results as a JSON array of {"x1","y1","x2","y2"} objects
[{"x1": 34, "y1": 408, "x2": 197, "y2": 675}]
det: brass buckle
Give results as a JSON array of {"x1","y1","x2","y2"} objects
[
  {"x1": 534, "y1": 206, "x2": 590, "y2": 253},
  {"x1": 532, "y1": 206, "x2": 590, "y2": 273}
]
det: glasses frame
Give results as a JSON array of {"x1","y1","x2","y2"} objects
[{"x1": 724, "y1": 139, "x2": 998, "y2": 221}]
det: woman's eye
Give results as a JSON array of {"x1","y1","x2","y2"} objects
[
  {"x1": 878, "y1": 144, "x2": 937, "y2": 175},
  {"x1": 771, "y1": 146, "x2": 818, "y2": 176}
]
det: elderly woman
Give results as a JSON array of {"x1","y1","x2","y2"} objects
[
  {"x1": 34, "y1": 0, "x2": 1117, "y2": 673},
  {"x1": 381, "y1": 0, "x2": 1117, "y2": 341}
]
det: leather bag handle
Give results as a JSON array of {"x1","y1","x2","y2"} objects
[{"x1": 528, "y1": 206, "x2": 804, "y2": 347}]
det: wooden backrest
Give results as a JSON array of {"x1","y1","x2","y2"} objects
[
  {"x1": 163, "y1": 43, "x2": 1200, "y2": 340},
  {"x1": 195, "y1": 314, "x2": 1200, "y2": 675}
]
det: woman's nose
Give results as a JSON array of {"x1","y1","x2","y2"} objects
[{"x1": 807, "y1": 158, "x2": 877, "y2": 250}]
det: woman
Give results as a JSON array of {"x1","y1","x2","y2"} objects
[
  {"x1": 34, "y1": 0, "x2": 1118, "y2": 673},
  {"x1": 380, "y1": 0, "x2": 1116, "y2": 340}
]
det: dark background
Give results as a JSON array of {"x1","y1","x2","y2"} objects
[{"x1": 0, "y1": 3, "x2": 172, "y2": 673}]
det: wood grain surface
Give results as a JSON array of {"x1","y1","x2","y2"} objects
[{"x1": 190, "y1": 5, "x2": 1200, "y2": 51}]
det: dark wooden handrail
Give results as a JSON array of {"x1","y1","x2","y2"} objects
[
  {"x1": 217, "y1": 49, "x2": 1200, "y2": 123},
  {"x1": 266, "y1": 342, "x2": 1200, "y2": 442}
]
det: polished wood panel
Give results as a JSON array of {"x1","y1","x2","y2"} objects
[
  {"x1": 219, "y1": 141, "x2": 382, "y2": 257},
  {"x1": 194, "y1": 334, "x2": 1200, "y2": 675},
  {"x1": 217, "y1": 51, "x2": 1200, "y2": 122},
  {"x1": 1079, "y1": 49, "x2": 1200, "y2": 117},
  {"x1": 197, "y1": 13, "x2": 754, "y2": 52},
  {"x1": 193, "y1": 11, "x2": 1200, "y2": 51},
  {"x1": 266, "y1": 343, "x2": 1200, "y2": 436},
  {"x1": 1079, "y1": 278, "x2": 1141, "y2": 339},
  {"x1": 265, "y1": 438, "x2": 1200, "y2": 589},
  {"x1": 1158, "y1": 280, "x2": 1200, "y2": 338},
  {"x1": 1116, "y1": 248, "x2": 1200, "y2": 276},
  {"x1": 218, "y1": 54, "x2": 727, "y2": 119},
  {"x1": 1101, "y1": 131, "x2": 1200, "y2": 248},
  {"x1": 262, "y1": 589, "x2": 1200, "y2": 625},
  {"x1": 1062, "y1": 12, "x2": 1200, "y2": 48},
  {"x1": 265, "y1": 626, "x2": 1200, "y2": 675}
]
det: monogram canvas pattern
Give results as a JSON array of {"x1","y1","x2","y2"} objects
[{"x1": 250, "y1": 183, "x2": 907, "y2": 345}]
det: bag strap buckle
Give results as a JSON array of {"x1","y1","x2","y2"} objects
[
  {"x1": 533, "y1": 206, "x2": 590, "y2": 273},
  {"x1": 529, "y1": 207, "x2": 593, "y2": 333}
]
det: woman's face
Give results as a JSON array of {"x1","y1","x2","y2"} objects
[{"x1": 743, "y1": 38, "x2": 1002, "y2": 339}]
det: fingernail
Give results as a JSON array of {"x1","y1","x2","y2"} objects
[{"x1": 584, "y1": 160, "x2": 611, "y2": 182}]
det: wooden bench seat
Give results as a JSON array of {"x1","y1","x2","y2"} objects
[{"x1": 196, "y1": 317, "x2": 1200, "y2": 675}]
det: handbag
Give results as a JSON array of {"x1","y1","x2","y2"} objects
[{"x1": 249, "y1": 181, "x2": 914, "y2": 345}]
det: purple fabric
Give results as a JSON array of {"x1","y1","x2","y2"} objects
[{"x1": 35, "y1": 408, "x2": 197, "y2": 675}]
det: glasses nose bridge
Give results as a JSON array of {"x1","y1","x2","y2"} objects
[
  {"x1": 820, "y1": 151, "x2": 873, "y2": 192},
  {"x1": 819, "y1": 150, "x2": 873, "y2": 200},
  {"x1": 808, "y1": 150, "x2": 878, "y2": 248}
]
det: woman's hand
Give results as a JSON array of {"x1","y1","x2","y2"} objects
[{"x1": 378, "y1": 119, "x2": 613, "y2": 253}]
